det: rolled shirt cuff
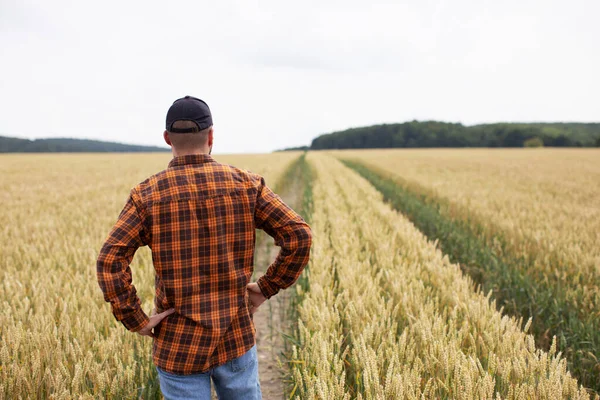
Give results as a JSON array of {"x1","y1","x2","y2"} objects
[
  {"x1": 256, "y1": 276, "x2": 280, "y2": 299},
  {"x1": 115, "y1": 308, "x2": 150, "y2": 332}
]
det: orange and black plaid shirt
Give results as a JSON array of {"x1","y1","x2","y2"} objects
[{"x1": 96, "y1": 153, "x2": 312, "y2": 374}]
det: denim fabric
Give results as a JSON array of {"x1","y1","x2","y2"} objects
[{"x1": 156, "y1": 345, "x2": 261, "y2": 400}]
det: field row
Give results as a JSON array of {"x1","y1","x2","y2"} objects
[
  {"x1": 289, "y1": 153, "x2": 589, "y2": 399},
  {"x1": 335, "y1": 149, "x2": 600, "y2": 390},
  {"x1": 335, "y1": 149, "x2": 600, "y2": 300}
]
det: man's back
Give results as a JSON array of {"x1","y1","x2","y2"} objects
[{"x1": 97, "y1": 153, "x2": 312, "y2": 375}]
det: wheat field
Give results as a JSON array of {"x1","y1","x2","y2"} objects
[
  {"x1": 289, "y1": 152, "x2": 590, "y2": 399},
  {"x1": 1, "y1": 149, "x2": 597, "y2": 399},
  {"x1": 333, "y1": 148, "x2": 600, "y2": 391},
  {"x1": 334, "y1": 149, "x2": 600, "y2": 303},
  {"x1": 0, "y1": 152, "x2": 299, "y2": 399}
]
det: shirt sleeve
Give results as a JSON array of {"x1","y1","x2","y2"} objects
[
  {"x1": 96, "y1": 187, "x2": 150, "y2": 332},
  {"x1": 254, "y1": 175, "x2": 312, "y2": 299}
]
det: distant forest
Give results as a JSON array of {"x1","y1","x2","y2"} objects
[
  {"x1": 283, "y1": 122, "x2": 600, "y2": 151},
  {"x1": 0, "y1": 136, "x2": 170, "y2": 153}
]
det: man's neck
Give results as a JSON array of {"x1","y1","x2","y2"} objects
[{"x1": 172, "y1": 148, "x2": 210, "y2": 157}]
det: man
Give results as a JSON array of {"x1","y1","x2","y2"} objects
[{"x1": 96, "y1": 96, "x2": 312, "y2": 399}]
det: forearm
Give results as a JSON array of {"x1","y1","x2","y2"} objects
[
  {"x1": 97, "y1": 243, "x2": 149, "y2": 332},
  {"x1": 256, "y1": 222, "x2": 312, "y2": 298}
]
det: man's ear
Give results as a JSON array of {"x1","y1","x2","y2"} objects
[
  {"x1": 163, "y1": 130, "x2": 172, "y2": 147},
  {"x1": 208, "y1": 127, "x2": 214, "y2": 147}
]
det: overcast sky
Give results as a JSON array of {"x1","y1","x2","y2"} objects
[{"x1": 1, "y1": 0, "x2": 598, "y2": 153}]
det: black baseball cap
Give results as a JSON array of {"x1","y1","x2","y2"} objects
[{"x1": 165, "y1": 96, "x2": 213, "y2": 133}]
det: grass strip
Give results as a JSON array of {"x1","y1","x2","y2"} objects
[
  {"x1": 341, "y1": 158, "x2": 600, "y2": 394},
  {"x1": 279, "y1": 152, "x2": 314, "y2": 323}
]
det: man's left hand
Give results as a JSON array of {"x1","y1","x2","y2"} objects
[
  {"x1": 247, "y1": 282, "x2": 267, "y2": 314},
  {"x1": 137, "y1": 308, "x2": 176, "y2": 337}
]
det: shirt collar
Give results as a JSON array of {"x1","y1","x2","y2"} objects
[{"x1": 168, "y1": 153, "x2": 216, "y2": 168}]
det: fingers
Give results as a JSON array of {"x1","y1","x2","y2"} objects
[
  {"x1": 137, "y1": 329, "x2": 154, "y2": 338},
  {"x1": 249, "y1": 303, "x2": 258, "y2": 315},
  {"x1": 246, "y1": 282, "x2": 262, "y2": 293},
  {"x1": 157, "y1": 308, "x2": 176, "y2": 318},
  {"x1": 145, "y1": 308, "x2": 176, "y2": 329},
  {"x1": 247, "y1": 290, "x2": 266, "y2": 314},
  {"x1": 135, "y1": 308, "x2": 176, "y2": 338}
]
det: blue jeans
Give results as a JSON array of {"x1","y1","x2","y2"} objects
[{"x1": 156, "y1": 345, "x2": 262, "y2": 400}]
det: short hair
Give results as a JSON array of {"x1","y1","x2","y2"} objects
[{"x1": 167, "y1": 120, "x2": 211, "y2": 149}]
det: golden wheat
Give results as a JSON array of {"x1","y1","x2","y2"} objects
[
  {"x1": 290, "y1": 152, "x2": 590, "y2": 399},
  {"x1": 0, "y1": 152, "x2": 300, "y2": 399},
  {"x1": 333, "y1": 148, "x2": 600, "y2": 312}
]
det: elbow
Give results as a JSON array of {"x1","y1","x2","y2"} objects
[
  {"x1": 96, "y1": 259, "x2": 111, "y2": 301},
  {"x1": 96, "y1": 251, "x2": 111, "y2": 278},
  {"x1": 304, "y1": 225, "x2": 313, "y2": 251},
  {"x1": 295, "y1": 224, "x2": 312, "y2": 259}
]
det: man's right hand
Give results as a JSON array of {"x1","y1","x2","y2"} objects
[
  {"x1": 136, "y1": 308, "x2": 175, "y2": 338},
  {"x1": 247, "y1": 282, "x2": 267, "y2": 314}
]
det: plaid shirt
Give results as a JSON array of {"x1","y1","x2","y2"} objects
[{"x1": 96, "y1": 153, "x2": 312, "y2": 374}]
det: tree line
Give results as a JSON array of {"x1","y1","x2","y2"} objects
[
  {"x1": 303, "y1": 122, "x2": 600, "y2": 150},
  {"x1": 0, "y1": 136, "x2": 170, "y2": 153}
]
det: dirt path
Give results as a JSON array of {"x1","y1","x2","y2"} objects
[{"x1": 253, "y1": 172, "x2": 304, "y2": 400}]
